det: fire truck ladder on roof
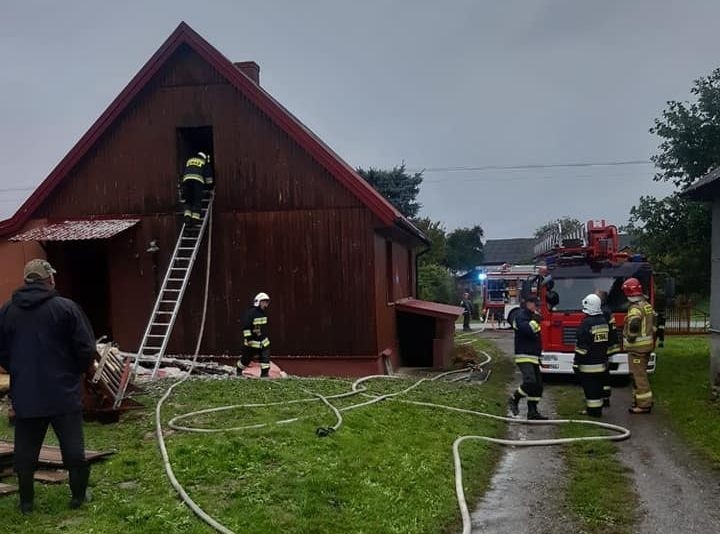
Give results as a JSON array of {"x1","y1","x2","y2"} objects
[
  {"x1": 533, "y1": 224, "x2": 588, "y2": 258},
  {"x1": 112, "y1": 190, "x2": 214, "y2": 409}
]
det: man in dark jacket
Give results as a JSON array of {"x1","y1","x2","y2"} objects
[
  {"x1": 237, "y1": 292, "x2": 271, "y2": 378},
  {"x1": 0, "y1": 259, "x2": 96, "y2": 514},
  {"x1": 507, "y1": 296, "x2": 548, "y2": 420}
]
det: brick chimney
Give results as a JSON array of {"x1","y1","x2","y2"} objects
[{"x1": 234, "y1": 61, "x2": 260, "y2": 85}]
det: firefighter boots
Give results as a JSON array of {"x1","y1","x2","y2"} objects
[{"x1": 527, "y1": 401, "x2": 549, "y2": 420}]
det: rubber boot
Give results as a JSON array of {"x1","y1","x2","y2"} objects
[
  {"x1": 603, "y1": 398, "x2": 611, "y2": 408},
  {"x1": 69, "y1": 465, "x2": 90, "y2": 509},
  {"x1": 527, "y1": 401, "x2": 548, "y2": 420},
  {"x1": 16, "y1": 471, "x2": 34, "y2": 514}
]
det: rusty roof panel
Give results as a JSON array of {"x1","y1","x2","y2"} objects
[{"x1": 10, "y1": 218, "x2": 140, "y2": 241}]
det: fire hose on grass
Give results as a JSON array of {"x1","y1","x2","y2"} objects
[{"x1": 153, "y1": 210, "x2": 632, "y2": 534}]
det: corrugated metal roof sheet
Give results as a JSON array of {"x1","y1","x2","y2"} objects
[
  {"x1": 10, "y1": 219, "x2": 140, "y2": 241},
  {"x1": 395, "y1": 298, "x2": 463, "y2": 318}
]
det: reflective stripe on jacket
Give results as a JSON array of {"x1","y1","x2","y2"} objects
[
  {"x1": 182, "y1": 156, "x2": 214, "y2": 186},
  {"x1": 513, "y1": 308, "x2": 541, "y2": 358},
  {"x1": 623, "y1": 300, "x2": 655, "y2": 352},
  {"x1": 243, "y1": 305, "x2": 269, "y2": 350},
  {"x1": 574, "y1": 314, "x2": 610, "y2": 369}
]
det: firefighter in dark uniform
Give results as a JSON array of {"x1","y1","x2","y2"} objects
[
  {"x1": 181, "y1": 151, "x2": 214, "y2": 225},
  {"x1": 508, "y1": 296, "x2": 548, "y2": 420},
  {"x1": 460, "y1": 291, "x2": 473, "y2": 331},
  {"x1": 574, "y1": 294, "x2": 610, "y2": 417},
  {"x1": 596, "y1": 289, "x2": 620, "y2": 407},
  {"x1": 237, "y1": 292, "x2": 271, "y2": 378},
  {"x1": 622, "y1": 278, "x2": 656, "y2": 414}
]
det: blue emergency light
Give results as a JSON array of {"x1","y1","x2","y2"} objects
[{"x1": 478, "y1": 272, "x2": 487, "y2": 281}]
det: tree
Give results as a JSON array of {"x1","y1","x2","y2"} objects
[
  {"x1": 626, "y1": 68, "x2": 718, "y2": 295},
  {"x1": 625, "y1": 196, "x2": 710, "y2": 294},
  {"x1": 446, "y1": 225, "x2": 484, "y2": 272},
  {"x1": 357, "y1": 164, "x2": 423, "y2": 218},
  {"x1": 412, "y1": 217, "x2": 447, "y2": 267},
  {"x1": 650, "y1": 68, "x2": 720, "y2": 188},
  {"x1": 533, "y1": 217, "x2": 583, "y2": 238},
  {"x1": 417, "y1": 264, "x2": 455, "y2": 304}
]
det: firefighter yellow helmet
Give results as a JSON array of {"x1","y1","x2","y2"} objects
[{"x1": 253, "y1": 292, "x2": 270, "y2": 306}]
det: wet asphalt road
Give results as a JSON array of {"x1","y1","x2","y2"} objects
[{"x1": 469, "y1": 329, "x2": 720, "y2": 534}]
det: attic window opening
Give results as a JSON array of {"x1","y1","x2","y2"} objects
[{"x1": 176, "y1": 126, "x2": 214, "y2": 175}]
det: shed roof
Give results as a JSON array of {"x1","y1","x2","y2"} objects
[
  {"x1": 683, "y1": 168, "x2": 720, "y2": 200},
  {"x1": 10, "y1": 219, "x2": 140, "y2": 241},
  {"x1": 0, "y1": 22, "x2": 425, "y2": 244},
  {"x1": 394, "y1": 298, "x2": 463, "y2": 319}
]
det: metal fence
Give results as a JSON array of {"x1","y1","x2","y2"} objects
[{"x1": 664, "y1": 305, "x2": 709, "y2": 335}]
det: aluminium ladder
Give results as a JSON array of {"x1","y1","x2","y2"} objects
[{"x1": 112, "y1": 190, "x2": 214, "y2": 409}]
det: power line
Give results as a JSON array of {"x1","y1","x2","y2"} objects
[{"x1": 411, "y1": 159, "x2": 652, "y2": 174}]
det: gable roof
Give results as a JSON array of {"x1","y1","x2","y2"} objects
[
  {"x1": 481, "y1": 238, "x2": 536, "y2": 265},
  {"x1": 0, "y1": 22, "x2": 425, "y2": 243}
]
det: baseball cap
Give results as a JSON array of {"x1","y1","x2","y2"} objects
[{"x1": 23, "y1": 259, "x2": 57, "y2": 282}]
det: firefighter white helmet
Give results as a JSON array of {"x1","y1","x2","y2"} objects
[
  {"x1": 253, "y1": 292, "x2": 270, "y2": 306},
  {"x1": 582, "y1": 293, "x2": 602, "y2": 316}
]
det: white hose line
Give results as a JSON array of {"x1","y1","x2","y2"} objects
[
  {"x1": 168, "y1": 355, "x2": 494, "y2": 434},
  {"x1": 158, "y1": 334, "x2": 631, "y2": 534},
  {"x1": 153, "y1": 209, "x2": 238, "y2": 534},
  {"x1": 400, "y1": 400, "x2": 630, "y2": 534}
]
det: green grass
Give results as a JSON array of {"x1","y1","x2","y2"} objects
[
  {"x1": 0, "y1": 338, "x2": 513, "y2": 533},
  {"x1": 551, "y1": 385, "x2": 639, "y2": 534},
  {"x1": 652, "y1": 336, "x2": 720, "y2": 465}
]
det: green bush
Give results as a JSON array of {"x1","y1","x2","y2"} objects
[{"x1": 418, "y1": 263, "x2": 455, "y2": 304}]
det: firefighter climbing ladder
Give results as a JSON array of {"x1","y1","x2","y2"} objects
[{"x1": 112, "y1": 190, "x2": 215, "y2": 409}]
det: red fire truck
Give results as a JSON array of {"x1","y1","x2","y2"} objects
[
  {"x1": 526, "y1": 220, "x2": 657, "y2": 375},
  {"x1": 479, "y1": 264, "x2": 538, "y2": 327}
]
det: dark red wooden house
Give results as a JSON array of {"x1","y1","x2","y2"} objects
[{"x1": 0, "y1": 22, "x2": 461, "y2": 376}]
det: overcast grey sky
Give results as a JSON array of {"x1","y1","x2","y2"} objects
[{"x1": 3, "y1": 0, "x2": 716, "y2": 238}]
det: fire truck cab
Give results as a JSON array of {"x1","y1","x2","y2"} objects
[{"x1": 531, "y1": 220, "x2": 657, "y2": 375}]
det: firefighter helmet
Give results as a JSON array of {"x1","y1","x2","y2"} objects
[
  {"x1": 582, "y1": 294, "x2": 602, "y2": 315},
  {"x1": 622, "y1": 278, "x2": 643, "y2": 297},
  {"x1": 253, "y1": 292, "x2": 270, "y2": 306}
]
